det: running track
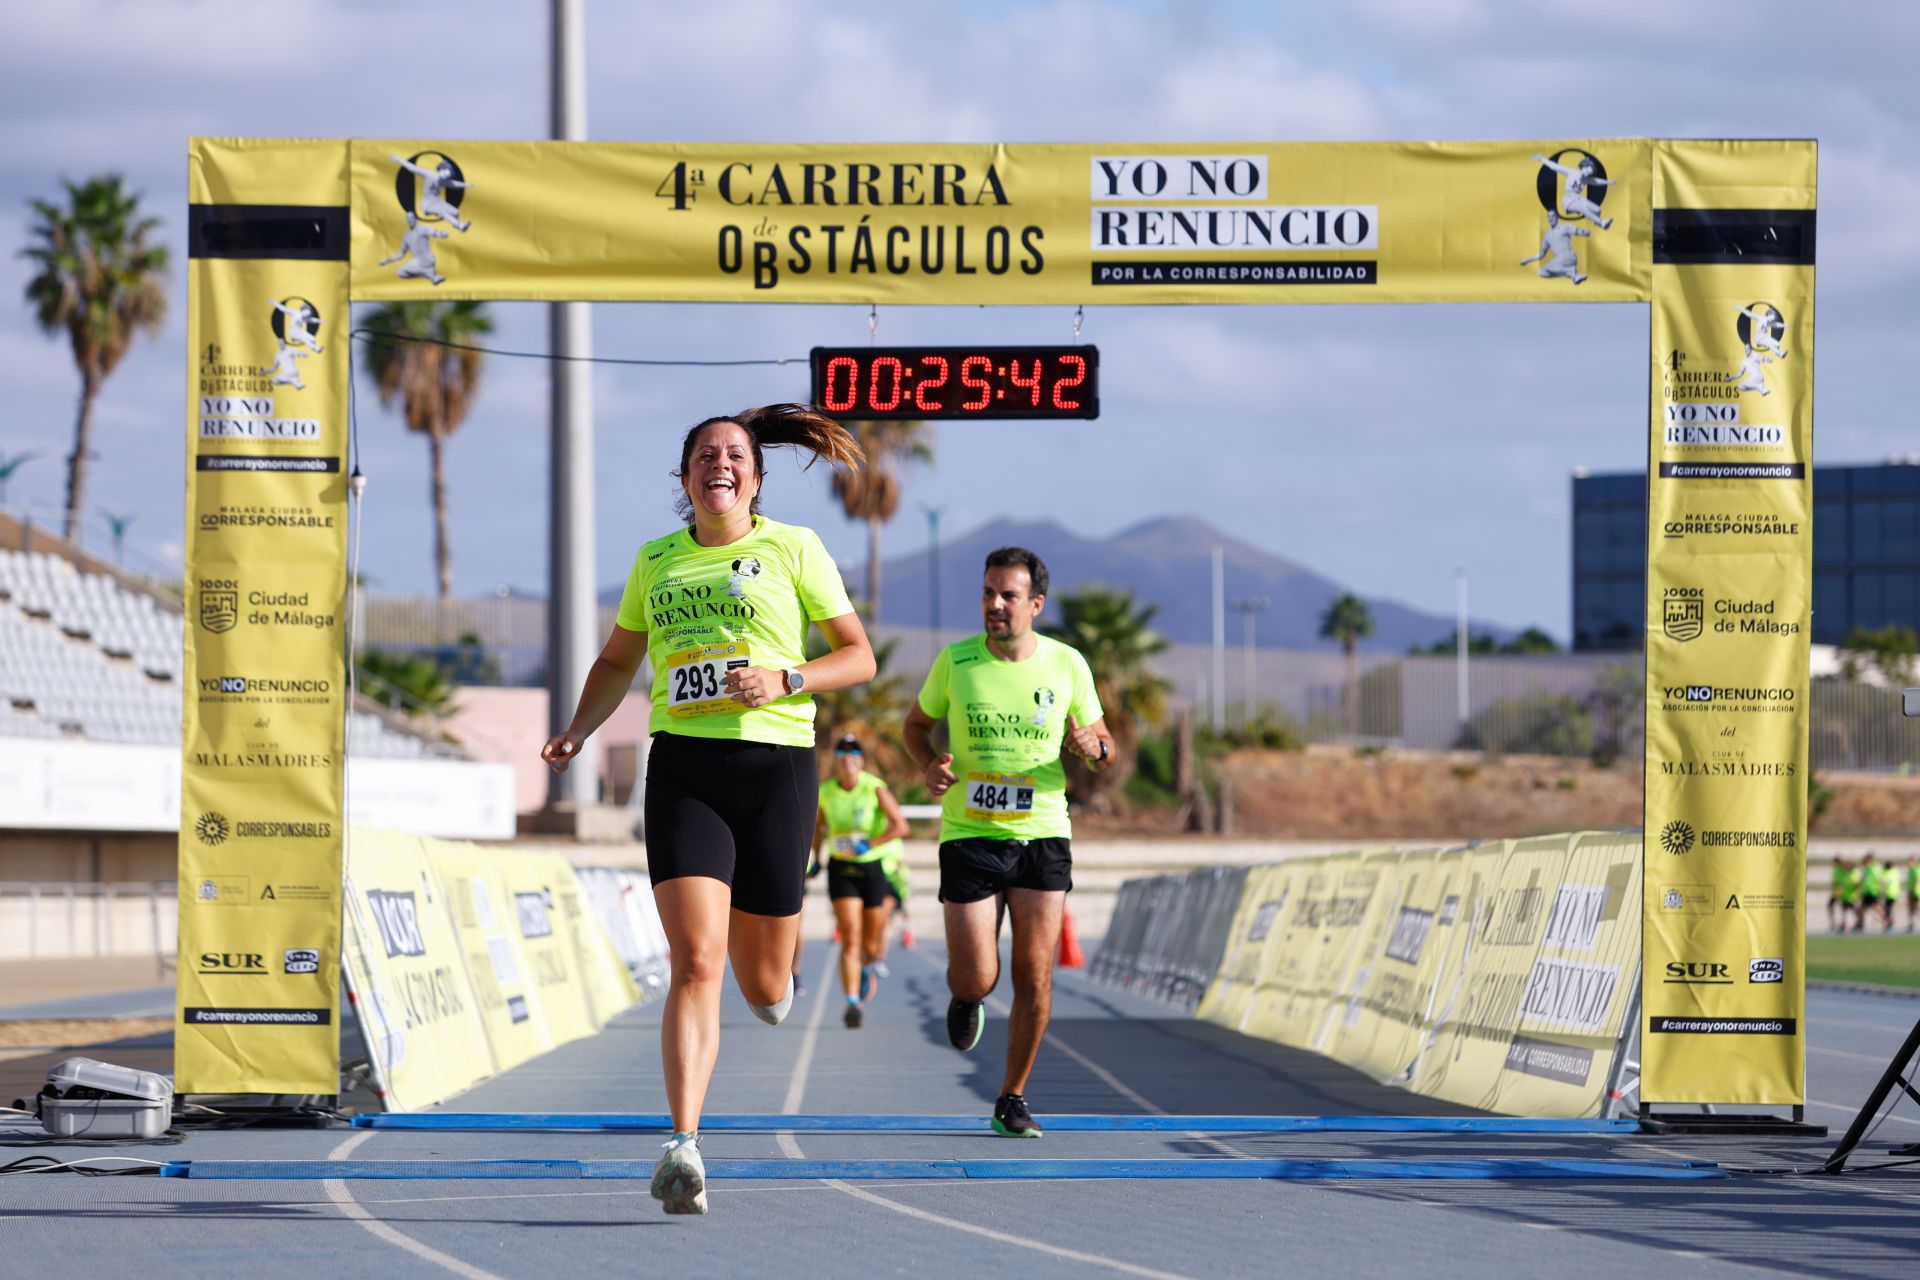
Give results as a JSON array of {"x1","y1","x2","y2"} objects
[{"x1": 5, "y1": 942, "x2": 1919, "y2": 1279}]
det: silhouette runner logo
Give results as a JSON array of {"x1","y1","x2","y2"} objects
[{"x1": 382, "y1": 152, "x2": 472, "y2": 287}]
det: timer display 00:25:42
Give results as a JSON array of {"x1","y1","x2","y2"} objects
[{"x1": 808, "y1": 345, "x2": 1099, "y2": 420}]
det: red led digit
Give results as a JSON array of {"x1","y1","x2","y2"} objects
[
  {"x1": 960, "y1": 355, "x2": 992, "y2": 410},
  {"x1": 823, "y1": 356, "x2": 859, "y2": 412},
  {"x1": 1052, "y1": 355, "x2": 1087, "y2": 410},
  {"x1": 913, "y1": 355, "x2": 949, "y2": 412},
  {"x1": 1007, "y1": 357, "x2": 1041, "y2": 407},
  {"x1": 870, "y1": 356, "x2": 905, "y2": 412}
]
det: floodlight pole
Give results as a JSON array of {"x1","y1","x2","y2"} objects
[
  {"x1": 546, "y1": 0, "x2": 601, "y2": 806},
  {"x1": 1455, "y1": 567, "x2": 1469, "y2": 728},
  {"x1": 1210, "y1": 545, "x2": 1225, "y2": 732}
]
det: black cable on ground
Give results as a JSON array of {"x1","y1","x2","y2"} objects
[{"x1": 0, "y1": 1155, "x2": 165, "y2": 1176}]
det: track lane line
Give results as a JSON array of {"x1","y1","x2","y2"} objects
[
  {"x1": 786, "y1": 946, "x2": 1196, "y2": 1278},
  {"x1": 323, "y1": 1128, "x2": 507, "y2": 1280}
]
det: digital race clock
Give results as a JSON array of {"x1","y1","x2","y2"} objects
[{"x1": 809, "y1": 345, "x2": 1099, "y2": 421}]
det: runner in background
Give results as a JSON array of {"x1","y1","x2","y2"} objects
[
  {"x1": 903, "y1": 546, "x2": 1113, "y2": 1139},
  {"x1": 542, "y1": 404, "x2": 874, "y2": 1215},
  {"x1": 814, "y1": 733, "x2": 909, "y2": 1028},
  {"x1": 1904, "y1": 855, "x2": 1919, "y2": 934},
  {"x1": 1837, "y1": 857, "x2": 1864, "y2": 933},
  {"x1": 1828, "y1": 856, "x2": 1852, "y2": 934},
  {"x1": 1861, "y1": 853, "x2": 1887, "y2": 933}
]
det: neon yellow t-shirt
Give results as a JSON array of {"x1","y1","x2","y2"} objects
[
  {"x1": 614, "y1": 516, "x2": 852, "y2": 747},
  {"x1": 818, "y1": 772, "x2": 902, "y2": 863},
  {"x1": 916, "y1": 632, "x2": 1102, "y2": 843}
]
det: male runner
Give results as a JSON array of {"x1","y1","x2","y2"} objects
[{"x1": 903, "y1": 546, "x2": 1113, "y2": 1139}]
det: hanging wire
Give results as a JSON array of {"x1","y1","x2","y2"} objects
[
  {"x1": 1073, "y1": 305, "x2": 1085, "y2": 339},
  {"x1": 868, "y1": 305, "x2": 879, "y2": 345},
  {"x1": 350, "y1": 328, "x2": 803, "y2": 367}
]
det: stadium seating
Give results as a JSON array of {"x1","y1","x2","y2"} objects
[{"x1": 0, "y1": 548, "x2": 451, "y2": 759}]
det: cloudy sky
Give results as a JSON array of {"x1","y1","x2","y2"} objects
[{"x1": 2, "y1": 0, "x2": 1914, "y2": 639}]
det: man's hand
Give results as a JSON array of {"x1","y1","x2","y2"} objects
[
  {"x1": 1063, "y1": 715, "x2": 1103, "y2": 763},
  {"x1": 925, "y1": 752, "x2": 957, "y2": 797},
  {"x1": 724, "y1": 665, "x2": 785, "y2": 708}
]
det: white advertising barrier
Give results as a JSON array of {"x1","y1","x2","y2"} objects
[
  {"x1": 0, "y1": 738, "x2": 514, "y2": 840},
  {"x1": 340, "y1": 829, "x2": 646, "y2": 1111},
  {"x1": 575, "y1": 866, "x2": 671, "y2": 999},
  {"x1": 0, "y1": 739, "x2": 179, "y2": 831}
]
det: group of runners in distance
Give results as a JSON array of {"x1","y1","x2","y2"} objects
[
  {"x1": 540, "y1": 404, "x2": 1110, "y2": 1216},
  {"x1": 1827, "y1": 853, "x2": 1920, "y2": 934}
]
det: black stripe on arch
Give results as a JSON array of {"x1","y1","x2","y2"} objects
[
  {"x1": 188, "y1": 205, "x2": 348, "y2": 260},
  {"x1": 1653, "y1": 209, "x2": 1815, "y2": 265}
]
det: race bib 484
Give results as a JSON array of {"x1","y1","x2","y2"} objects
[{"x1": 963, "y1": 772, "x2": 1036, "y2": 821}]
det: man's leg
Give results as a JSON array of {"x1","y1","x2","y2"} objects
[
  {"x1": 945, "y1": 896, "x2": 1001, "y2": 1003},
  {"x1": 1000, "y1": 888, "x2": 1065, "y2": 1096}
]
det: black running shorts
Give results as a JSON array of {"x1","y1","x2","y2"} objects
[
  {"x1": 642, "y1": 732, "x2": 817, "y2": 916},
  {"x1": 938, "y1": 837, "x2": 1073, "y2": 904},
  {"x1": 827, "y1": 859, "x2": 891, "y2": 908}
]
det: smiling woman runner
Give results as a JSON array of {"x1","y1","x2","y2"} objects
[
  {"x1": 814, "y1": 733, "x2": 910, "y2": 1028},
  {"x1": 541, "y1": 404, "x2": 874, "y2": 1216}
]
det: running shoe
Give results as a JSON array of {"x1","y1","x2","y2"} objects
[
  {"x1": 992, "y1": 1092, "x2": 1043, "y2": 1139},
  {"x1": 792, "y1": 975, "x2": 808, "y2": 999},
  {"x1": 860, "y1": 963, "x2": 879, "y2": 1001},
  {"x1": 946, "y1": 996, "x2": 984, "y2": 1052},
  {"x1": 651, "y1": 1133, "x2": 708, "y2": 1215},
  {"x1": 844, "y1": 1001, "x2": 864, "y2": 1029},
  {"x1": 872, "y1": 961, "x2": 891, "y2": 980}
]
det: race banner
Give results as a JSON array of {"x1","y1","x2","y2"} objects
[
  {"x1": 1641, "y1": 140, "x2": 1816, "y2": 1106},
  {"x1": 345, "y1": 140, "x2": 1653, "y2": 305},
  {"x1": 177, "y1": 139, "x2": 350, "y2": 1095}
]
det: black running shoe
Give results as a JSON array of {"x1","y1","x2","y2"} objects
[
  {"x1": 946, "y1": 996, "x2": 984, "y2": 1052},
  {"x1": 844, "y1": 1001, "x2": 863, "y2": 1029},
  {"x1": 991, "y1": 1092, "x2": 1042, "y2": 1139}
]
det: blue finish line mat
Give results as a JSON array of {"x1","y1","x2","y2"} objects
[
  {"x1": 351, "y1": 1113, "x2": 1641, "y2": 1135},
  {"x1": 160, "y1": 1156, "x2": 1725, "y2": 1181}
]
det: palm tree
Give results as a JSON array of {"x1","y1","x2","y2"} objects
[
  {"x1": 829, "y1": 420, "x2": 933, "y2": 618},
  {"x1": 1040, "y1": 586, "x2": 1171, "y2": 810},
  {"x1": 21, "y1": 176, "x2": 169, "y2": 543},
  {"x1": 360, "y1": 302, "x2": 493, "y2": 599},
  {"x1": 1318, "y1": 592, "x2": 1375, "y2": 738}
]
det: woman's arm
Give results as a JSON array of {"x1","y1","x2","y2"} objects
[
  {"x1": 722, "y1": 610, "x2": 877, "y2": 706},
  {"x1": 540, "y1": 624, "x2": 647, "y2": 771}
]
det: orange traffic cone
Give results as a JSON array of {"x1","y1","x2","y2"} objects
[
  {"x1": 1058, "y1": 906, "x2": 1086, "y2": 968},
  {"x1": 899, "y1": 911, "x2": 916, "y2": 950}
]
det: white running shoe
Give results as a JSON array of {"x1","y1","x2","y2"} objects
[{"x1": 651, "y1": 1132, "x2": 708, "y2": 1215}]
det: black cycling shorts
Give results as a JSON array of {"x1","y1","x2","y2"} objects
[
  {"x1": 938, "y1": 836, "x2": 1072, "y2": 904},
  {"x1": 642, "y1": 732, "x2": 817, "y2": 916},
  {"x1": 827, "y1": 859, "x2": 891, "y2": 908}
]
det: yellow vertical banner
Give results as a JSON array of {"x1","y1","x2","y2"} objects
[
  {"x1": 1642, "y1": 140, "x2": 1816, "y2": 1105},
  {"x1": 176, "y1": 139, "x2": 352, "y2": 1094}
]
